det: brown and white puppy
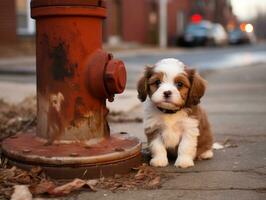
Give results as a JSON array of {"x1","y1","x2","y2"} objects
[{"x1": 137, "y1": 58, "x2": 213, "y2": 168}]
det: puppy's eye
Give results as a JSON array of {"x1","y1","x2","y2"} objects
[
  {"x1": 155, "y1": 80, "x2": 161, "y2": 86},
  {"x1": 176, "y1": 82, "x2": 183, "y2": 88}
]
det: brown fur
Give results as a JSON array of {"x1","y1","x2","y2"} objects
[
  {"x1": 174, "y1": 74, "x2": 191, "y2": 106},
  {"x1": 137, "y1": 66, "x2": 164, "y2": 102},
  {"x1": 185, "y1": 69, "x2": 212, "y2": 159},
  {"x1": 185, "y1": 69, "x2": 207, "y2": 107},
  {"x1": 148, "y1": 72, "x2": 164, "y2": 97},
  {"x1": 137, "y1": 66, "x2": 152, "y2": 102},
  {"x1": 188, "y1": 106, "x2": 213, "y2": 159}
]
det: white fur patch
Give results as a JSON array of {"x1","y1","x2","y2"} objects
[
  {"x1": 150, "y1": 58, "x2": 186, "y2": 110},
  {"x1": 154, "y1": 58, "x2": 185, "y2": 78},
  {"x1": 175, "y1": 155, "x2": 194, "y2": 168},
  {"x1": 160, "y1": 109, "x2": 187, "y2": 148},
  {"x1": 149, "y1": 136, "x2": 169, "y2": 167},
  {"x1": 144, "y1": 98, "x2": 200, "y2": 169}
]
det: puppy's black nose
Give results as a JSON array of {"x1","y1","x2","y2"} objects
[{"x1": 163, "y1": 90, "x2": 172, "y2": 98}]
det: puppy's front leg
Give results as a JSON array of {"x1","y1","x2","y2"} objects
[
  {"x1": 149, "y1": 137, "x2": 168, "y2": 167},
  {"x1": 175, "y1": 121, "x2": 199, "y2": 168}
]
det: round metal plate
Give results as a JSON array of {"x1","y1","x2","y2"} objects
[
  {"x1": 2, "y1": 132, "x2": 142, "y2": 179},
  {"x1": 6, "y1": 153, "x2": 142, "y2": 179}
]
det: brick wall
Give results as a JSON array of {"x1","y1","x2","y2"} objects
[{"x1": 0, "y1": 0, "x2": 17, "y2": 44}]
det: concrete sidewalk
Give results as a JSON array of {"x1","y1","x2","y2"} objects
[{"x1": 0, "y1": 64, "x2": 266, "y2": 199}]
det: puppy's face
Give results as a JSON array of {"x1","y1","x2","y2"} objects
[{"x1": 137, "y1": 58, "x2": 206, "y2": 111}]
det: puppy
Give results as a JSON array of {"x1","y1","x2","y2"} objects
[{"x1": 137, "y1": 58, "x2": 213, "y2": 168}]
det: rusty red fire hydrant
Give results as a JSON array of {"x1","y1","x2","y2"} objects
[{"x1": 2, "y1": 0, "x2": 141, "y2": 179}]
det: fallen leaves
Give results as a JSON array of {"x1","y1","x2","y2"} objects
[
  {"x1": 0, "y1": 164, "x2": 162, "y2": 199},
  {"x1": 0, "y1": 168, "x2": 98, "y2": 199},
  {"x1": 0, "y1": 166, "x2": 45, "y2": 199},
  {"x1": 29, "y1": 179, "x2": 56, "y2": 195},
  {"x1": 29, "y1": 178, "x2": 98, "y2": 196},
  {"x1": 0, "y1": 96, "x2": 36, "y2": 141},
  {"x1": 147, "y1": 176, "x2": 161, "y2": 189},
  {"x1": 47, "y1": 179, "x2": 98, "y2": 195},
  {"x1": 8, "y1": 179, "x2": 98, "y2": 200},
  {"x1": 98, "y1": 164, "x2": 161, "y2": 192}
]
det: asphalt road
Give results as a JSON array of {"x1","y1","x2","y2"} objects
[
  {"x1": 0, "y1": 43, "x2": 265, "y2": 89},
  {"x1": 120, "y1": 43, "x2": 266, "y2": 89}
]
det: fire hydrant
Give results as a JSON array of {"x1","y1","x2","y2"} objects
[{"x1": 2, "y1": 0, "x2": 141, "y2": 179}]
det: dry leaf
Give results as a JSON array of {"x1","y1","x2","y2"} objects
[
  {"x1": 48, "y1": 178, "x2": 97, "y2": 195},
  {"x1": 29, "y1": 180, "x2": 56, "y2": 195},
  {"x1": 11, "y1": 185, "x2": 32, "y2": 200},
  {"x1": 0, "y1": 166, "x2": 16, "y2": 180},
  {"x1": 147, "y1": 176, "x2": 161, "y2": 189},
  {"x1": 97, "y1": 163, "x2": 161, "y2": 192},
  {"x1": 86, "y1": 180, "x2": 98, "y2": 192}
]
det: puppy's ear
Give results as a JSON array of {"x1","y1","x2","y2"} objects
[
  {"x1": 186, "y1": 68, "x2": 207, "y2": 106},
  {"x1": 137, "y1": 66, "x2": 153, "y2": 102}
]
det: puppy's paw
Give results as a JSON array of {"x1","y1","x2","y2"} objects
[
  {"x1": 175, "y1": 156, "x2": 194, "y2": 168},
  {"x1": 199, "y1": 150, "x2": 213, "y2": 160},
  {"x1": 150, "y1": 156, "x2": 169, "y2": 167}
]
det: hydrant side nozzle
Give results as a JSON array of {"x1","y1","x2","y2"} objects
[
  {"x1": 85, "y1": 49, "x2": 127, "y2": 101},
  {"x1": 104, "y1": 59, "x2": 127, "y2": 96}
]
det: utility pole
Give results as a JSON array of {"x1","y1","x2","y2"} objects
[{"x1": 159, "y1": 0, "x2": 168, "y2": 48}]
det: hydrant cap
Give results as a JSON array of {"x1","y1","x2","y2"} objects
[
  {"x1": 31, "y1": 0, "x2": 106, "y2": 8},
  {"x1": 105, "y1": 59, "x2": 127, "y2": 95}
]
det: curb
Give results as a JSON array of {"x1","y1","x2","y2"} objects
[{"x1": 0, "y1": 68, "x2": 36, "y2": 75}]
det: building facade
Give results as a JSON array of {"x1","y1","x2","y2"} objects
[
  {"x1": 0, "y1": 0, "x2": 17, "y2": 44},
  {"x1": 105, "y1": 0, "x2": 191, "y2": 45},
  {"x1": 105, "y1": 0, "x2": 234, "y2": 45},
  {"x1": 0, "y1": 0, "x2": 234, "y2": 46}
]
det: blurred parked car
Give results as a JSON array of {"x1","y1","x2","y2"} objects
[
  {"x1": 178, "y1": 21, "x2": 228, "y2": 47},
  {"x1": 228, "y1": 24, "x2": 256, "y2": 45}
]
